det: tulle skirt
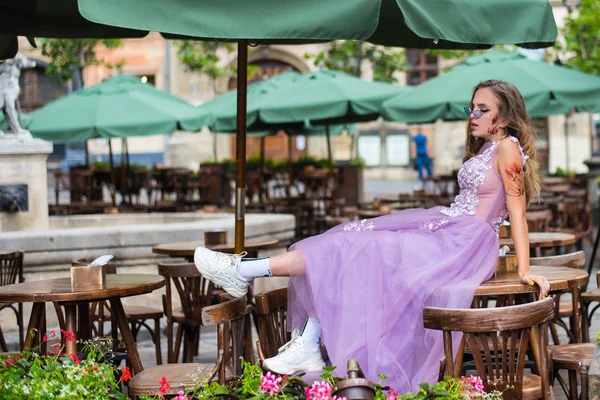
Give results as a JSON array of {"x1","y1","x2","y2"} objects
[{"x1": 287, "y1": 206, "x2": 499, "y2": 393}]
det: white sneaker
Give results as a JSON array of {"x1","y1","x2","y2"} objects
[
  {"x1": 194, "y1": 247, "x2": 249, "y2": 298},
  {"x1": 262, "y1": 329, "x2": 326, "y2": 375}
]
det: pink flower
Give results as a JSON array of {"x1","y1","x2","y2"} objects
[
  {"x1": 386, "y1": 387, "x2": 399, "y2": 400},
  {"x1": 259, "y1": 371, "x2": 283, "y2": 396},
  {"x1": 7, "y1": 358, "x2": 14, "y2": 365},
  {"x1": 463, "y1": 375, "x2": 485, "y2": 393},
  {"x1": 305, "y1": 380, "x2": 335, "y2": 399},
  {"x1": 174, "y1": 390, "x2": 189, "y2": 400},
  {"x1": 159, "y1": 376, "x2": 171, "y2": 394},
  {"x1": 60, "y1": 329, "x2": 76, "y2": 343}
]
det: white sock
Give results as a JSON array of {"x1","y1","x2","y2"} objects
[
  {"x1": 238, "y1": 257, "x2": 272, "y2": 280},
  {"x1": 300, "y1": 317, "x2": 321, "y2": 348}
]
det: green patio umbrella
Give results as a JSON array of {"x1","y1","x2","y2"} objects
[
  {"x1": 382, "y1": 50, "x2": 600, "y2": 124},
  {"x1": 181, "y1": 71, "x2": 302, "y2": 132},
  {"x1": 28, "y1": 75, "x2": 199, "y2": 141},
  {"x1": 27, "y1": 74, "x2": 200, "y2": 206},
  {"x1": 76, "y1": 0, "x2": 558, "y2": 253}
]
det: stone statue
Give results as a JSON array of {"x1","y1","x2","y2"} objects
[{"x1": 0, "y1": 54, "x2": 36, "y2": 137}]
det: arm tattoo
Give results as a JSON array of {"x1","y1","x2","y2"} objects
[{"x1": 504, "y1": 162, "x2": 525, "y2": 197}]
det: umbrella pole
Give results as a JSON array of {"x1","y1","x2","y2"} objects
[
  {"x1": 108, "y1": 139, "x2": 116, "y2": 208},
  {"x1": 325, "y1": 121, "x2": 337, "y2": 216},
  {"x1": 125, "y1": 139, "x2": 132, "y2": 205},
  {"x1": 234, "y1": 40, "x2": 248, "y2": 254},
  {"x1": 121, "y1": 138, "x2": 127, "y2": 205},
  {"x1": 564, "y1": 113, "x2": 570, "y2": 174},
  {"x1": 85, "y1": 140, "x2": 90, "y2": 167},
  {"x1": 287, "y1": 133, "x2": 293, "y2": 192},
  {"x1": 259, "y1": 136, "x2": 265, "y2": 204}
]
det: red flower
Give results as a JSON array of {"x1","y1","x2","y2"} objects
[
  {"x1": 120, "y1": 366, "x2": 132, "y2": 382},
  {"x1": 68, "y1": 353, "x2": 81, "y2": 366},
  {"x1": 93, "y1": 366, "x2": 99, "y2": 371},
  {"x1": 159, "y1": 376, "x2": 171, "y2": 393},
  {"x1": 16, "y1": 355, "x2": 22, "y2": 360},
  {"x1": 60, "y1": 329, "x2": 76, "y2": 343},
  {"x1": 8, "y1": 358, "x2": 14, "y2": 365}
]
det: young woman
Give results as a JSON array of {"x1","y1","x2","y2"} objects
[{"x1": 193, "y1": 80, "x2": 550, "y2": 393}]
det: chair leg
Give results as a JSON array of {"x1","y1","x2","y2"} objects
[
  {"x1": 568, "y1": 370, "x2": 578, "y2": 400},
  {"x1": 154, "y1": 317, "x2": 162, "y2": 366},
  {"x1": 17, "y1": 303, "x2": 23, "y2": 351},
  {"x1": 549, "y1": 323, "x2": 561, "y2": 345},
  {"x1": 0, "y1": 323, "x2": 8, "y2": 352},
  {"x1": 173, "y1": 323, "x2": 183, "y2": 364}
]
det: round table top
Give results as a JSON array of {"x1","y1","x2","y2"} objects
[
  {"x1": 499, "y1": 232, "x2": 576, "y2": 249},
  {"x1": 475, "y1": 266, "x2": 588, "y2": 296},
  {"x1": 0, "y1": 248, "x2": 21, "y2": 256},
  {"x1": 0, "y1": 274, "x2": 165, "y2": 303},
  {"x1": 543, "y1": 177, "x2": 568, "y2": 186},
  {"x1": 152, "y1": 237, "x2": 280, "y2": 258}
]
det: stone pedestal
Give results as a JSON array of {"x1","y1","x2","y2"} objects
[
  {"x1": 0, "y1": 137, "x2": 53, "y2": 231},
  {"x1": 584, "y1": 157, "x2": 600, "y2": 208}
]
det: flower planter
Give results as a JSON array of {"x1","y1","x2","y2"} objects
[{"x1": 331, "y1": 359, "x2": 376, "y2": 400}]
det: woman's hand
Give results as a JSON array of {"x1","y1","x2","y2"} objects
[{"x1": 520, "y1": 273, "x2": 550, "y2": 300}]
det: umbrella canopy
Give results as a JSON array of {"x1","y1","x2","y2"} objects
[
  {"x1": 383, "y1": 50, "x2": 600, "y2": 123},
  {"x1": 0, "y1": 1, "x2": 148, "y2": 59},
  {"x1": 0, "y1": 112, "x2": 32, "y2": 131},
  {"x1": 258, "y1": 70, "x2": 410, "y2": 125},
  {"x1": 78, "y1": 0, "x2": 557, "y2": 49},
  {"x1": 27, "y1": 75, "x2": 199, "y2": 142},
  {"x1": 181, "y1": 71, "x2": 302, "y2": 132},
  {"x1": 71, "y1": 0, "x2": 558, "y2": 252}
]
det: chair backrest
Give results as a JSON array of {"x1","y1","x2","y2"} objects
[
  {"x1": 71, "y1": 258, "x2": 118, "y2": 274},
  {"x1": 0, "y1": 250, "x2": 24, "y2": 286},
  {"x1": 557, "y1": 203, "x2": 591, "y2": 232},
  {"x1": 255, "y1": 288, "x2": 289, "y2": 360},
  {"x1": 526, "y1": 209, "x2": 552, "y2": 232},
  {"x1": 423, "y1": 298, "x2": 554, "y2": 399},
  {"x1": 530, "y1": 251, "x2": 585, "y2": 269},
  {"x1": 202, "y1": 295, "x2": 249, "y2": 383},
  {"x1": 157, "y1": 263, "x2": 215, "y2": 326}
]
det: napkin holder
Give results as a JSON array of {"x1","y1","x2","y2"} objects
[
  {"x1": 495, "y1": 253, "x2": 518, "y2": 276},
  {"x1": 71, "y1": 265, "x2": 107, "y2": 290}
]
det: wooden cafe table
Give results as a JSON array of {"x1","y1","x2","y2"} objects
[
  {"x1": 500, "y1": 232, "x2": 576, "y2": 251},
  {"x1": 0, "y1": 274, "x2": 165, "y2": 374},
  {"x1": 476, "y1": 265, "x2": 589, "y2": 342},
  {"x1": 153, "y1": 237, "x2": 280, "y2": 262}
]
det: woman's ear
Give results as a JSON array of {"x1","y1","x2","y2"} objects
[{"x1": 492, "y1": 115, "x2": 499, "y2": 124}]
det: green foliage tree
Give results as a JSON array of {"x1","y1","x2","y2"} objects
[
  {"x1": 175, "y1": 40, "x2": 236, "y2": 84},
  {"x1": 39, "y1": 38, "x2": 124, "y2": 84},
  {"x1": 304, "y1": 40, "x2": 407, "y2": 83},
  {"x1": 557, "y1": 0, "x2": 600, "y2": 75}
]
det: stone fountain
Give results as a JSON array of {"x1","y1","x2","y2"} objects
[{"x1": 0, "y1": 54, "x2": 53, "y2": 231}]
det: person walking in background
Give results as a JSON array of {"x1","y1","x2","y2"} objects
[{"x1": 413, "y1": 129, "x2": 432, "y2": 180}]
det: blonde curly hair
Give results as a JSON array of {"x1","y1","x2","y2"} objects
[{"x1": 463, "y1": 80, "x2": 541, "y2": 203}]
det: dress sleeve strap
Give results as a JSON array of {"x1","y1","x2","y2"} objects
[{"x1": 508, "y1": 136, "x2": 529, "y2": 166}]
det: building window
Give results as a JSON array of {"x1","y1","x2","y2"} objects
[
  {"x1": 358, "y1": 133, "x2": 381, "y2": 167},
  {"x1": 405, "y1": 49, "x2": 439, "y2": 86},
  {"x1": 386, "y1": 132, "x2": 410, "y2": 167}
]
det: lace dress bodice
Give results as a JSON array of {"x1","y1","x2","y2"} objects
[{"x1": 423, "y1": 136, "x2": 527, "y2": 233}]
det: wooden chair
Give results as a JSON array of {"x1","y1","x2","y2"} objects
[
  {"x1": 255, "y1": 288, "x2": 289, "y2": 361},
  {"x1": 71, "y1": 258, "x2": 163, "y2": 365},
  {"x1": 530, "y1": 251, "x2": 586, "y2": 345},
  {"x1": 423, "y1": 297, "x2": 555, "y2": 400},
  {"x1": 550, "y1": 203, "x2": 593, "y2": 251},
  {"x1": 128, "y1": 295, "x2": 250, "y2": 397},
  {"x1": 0, "y1": 250, "x2": 24, "y2": 351},
  {"x1": 526, "y1": 210, "x2": 552, "y2": 233},
  {"x1": 158, "y1": 262, "x2": 215, "y2": 363}
]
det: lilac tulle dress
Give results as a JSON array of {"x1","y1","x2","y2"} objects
[{"x1": 287, "y1": 136, "x2": 528, "y2": 393}]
